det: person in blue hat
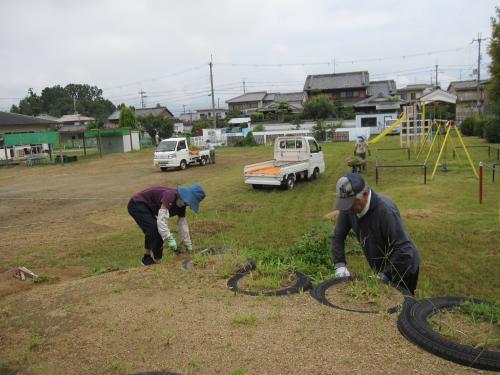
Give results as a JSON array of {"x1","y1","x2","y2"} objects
[
  {"x1": 332, "y1": 173, "x2": 420, "y2": 294},
  {"x1": 127, "y1": 184, "x2": 206, "y2": 266}
]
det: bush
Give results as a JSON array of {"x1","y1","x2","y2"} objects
[
  {"x1": 250, "y1": 112, "x2": 264, "y2": 122},
  {"x1": 484, "y1": 119, "x2": 500, "y2": 142},
  {"x1": 460, "y1": 117, "x2": 475, "y2": 136},
  {"x1": 473, "y1": 117, "x2": 488, "y2": 138},
  {"x1": 252, "y1": 124, "x2": 265, "y2": 132},
  {"x1": 235, "y1": 131, "x2": 258, "y2": 147}
]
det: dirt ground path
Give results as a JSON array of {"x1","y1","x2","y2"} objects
[{"x1": 0, "y1": 264, "x2": 484, "y2": 374}]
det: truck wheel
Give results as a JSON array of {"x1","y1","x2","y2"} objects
[
  {"x1": 308, "y1": 168, "x2": 319, "y2": 181},
  {"x1": 284, "y1": 175, "x2": 295, "y2": 190},
  {"x1": 200, "y1": 157, "x2": 207, "y2": 166},
  {"x1": 160, "y1": 167, "x2": 168, "y2": 172},
  {"x1": 252, "y1": 184, "x2": 263, "y2": 190},
  {"x1": 179, "y1": 160, "x2": 187, "y2": 170}
]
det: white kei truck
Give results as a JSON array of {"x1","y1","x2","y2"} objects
[
  {"x1": 153, "y1": 137, "x2": 212, "y2": 171},
  {"x1": 243, "y1": 136, "x2": 325, "y2": 190}
]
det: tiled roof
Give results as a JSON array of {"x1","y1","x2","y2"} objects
[
  {"x1": 59, "y1": 114, "x2": 95, "y2": 123},
  {"x1": 447, "y1": 79, "x2": 490, "y2": 91},
  {"x1": 397, "y1": 84, "x2": 432, "y2": 92},
  {"x1": 0, "y1": 111, "x2": 59, "y2": 126},
  {"x1": 226, "y1": 92, "x2": 267, "y2": 103},
  {"x1": 367, "y1": 80, "x2": 396, "y2": 96},
  {"x1": 135, "y1": 107, "x2": 173, "y2": 117},
  {"x1": 303, "y1": 71, "x2": 369, "y2": 91},
  {"x1": 264, "y1": 92, "x2": 305, "y2": 102}
]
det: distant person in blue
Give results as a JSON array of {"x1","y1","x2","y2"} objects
[
  {"x1": 332, "y1": 173, "x2": 420, "y2": 294},
  {"x1": 127, "y1": 184, "x2": 206, "y2": 266}
]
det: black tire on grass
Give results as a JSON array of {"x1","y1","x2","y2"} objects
[
  {"x1": 397, "y1": 297, "x2": 500, "y2": 371},
  {"x1": 311, "y1": 276, "x2": 413, "y2": 314},
  {"x1": 227, "y1": 271, "x2": 311, "y2": 296}
]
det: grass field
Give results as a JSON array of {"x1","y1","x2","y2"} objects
[
  {"x1": 1, "y1": 134, "x2": 498, "y2": 299},
  {"x1": 0, "y1": 134, "x2": 499, "y2": 374}
]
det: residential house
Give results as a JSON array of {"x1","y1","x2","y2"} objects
[
  {"x1": 0, "y1": 111, "x2": 59, "y2": 160},
  {"x1": 447, "y1": 79, "x2": 491, "y2": 121},
  {"x1": 226, "y1": 92, "x2": 267, "y2": 113},
  {"x1": 354, "y1": 80, "x2": 402, "y2": 114},
  {"x1": 197, "y1": 108, "x2": 227, "y2": 120},
  {"x1": 226, "y1": 91, "x2": 306, "y2": 114},
  {"x1": 107, "y1": 106, "x2": 174, "y2": 128},
  {"x1": 303, "y1": 71, "x2": 370, "y2": 106},
  {"x1": 58, "y1": 113, "x2": 94, "y2": 144},
  {"x1": 260, "y1": 92, "x2": 306, "y2": 113},
  {"x1": 396, "y1": 84, "x2": 433, "y2": 103}
]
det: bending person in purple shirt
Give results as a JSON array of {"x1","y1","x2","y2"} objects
[{"x1": 128, "y1": 184, "x2": 206, "y2": 266}]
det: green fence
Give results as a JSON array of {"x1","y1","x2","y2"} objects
[{"x1": 3, "y1": 131, "x2": 60, "y2": 146}]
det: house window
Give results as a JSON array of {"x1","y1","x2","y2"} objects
[
  {"x1": 345, "y1": 91, "x2": 355, "y2": 98},
  {"x1": 410, "y1": 92, "x2": 416, "y2": 100},
  {"x1": 361, "y1": 117, "x2": 377, "y2": 127}
]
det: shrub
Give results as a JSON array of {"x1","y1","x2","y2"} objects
[
  {"x1": 484, "y1": 118, "x2": 500, "y2": 143},
  {"x1": 250, "y1": 112, "x2": 264, "y2": 122},
  {"x1": 460, "y1": 117, "x2": 475, "y2": 136},
  {"x1": 252, "y1": 124, "x2": 266, "y2": 132},
  {"x1": 473, "y1": 117, "x2": 488, "y2": 138},
  {"x1": 235, "y1": 131, "x2": 258, "y2": 147}
]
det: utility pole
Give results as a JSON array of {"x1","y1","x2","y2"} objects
[
  {"x1": 435, "y1": 64, "x2": 438, "y2": 89},
  {"x1": 333, "y1": 58, "x2": 336, "y2": 74},
  {"x1": 139, "y1": 89, "x2": 147, "y2": 108},
  {"x1": 73, "y1": 96, "x2": 77, "y2": 114},
  {"x1": 209, "y1": 55, "x2": 216, "y2": 129},
  {"x1": 242, "y1": 78, "x2": 246, "y2": 94},
  {"x1": 472, "y1": 33, "x2": 488, "y2": 114},
  {"x1": 183, "y1": 104, "x2": 186, "y2": 114}
]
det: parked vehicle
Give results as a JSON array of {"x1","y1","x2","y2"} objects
[
  {"x1": 153, "y1": 137, "x2": 211, "y2": 171},
  {"x1": 243, "y1": 136, "x2": 325, "y2": 190}
]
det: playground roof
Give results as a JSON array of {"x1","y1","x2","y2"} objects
[{"x1": 419, "y1": 89, "x2": 457, "y2": 105}]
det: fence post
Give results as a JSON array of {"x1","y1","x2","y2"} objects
[
  {"x1": 423, "y1": 165, "x2": 427, "y2": 185},
  {"x1": 375, "y1": 166, "x2": 379, "y2": 185},
  {"x1": 479, "y1": 161, "x2": 483, "y2": 204}
]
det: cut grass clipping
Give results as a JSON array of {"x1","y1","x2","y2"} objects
[
  {"x1": 429, "y1": 300, "x2": 500, "y2": 351},
  {"x1": 323, "y1": 274, "x2": 406, "y2": 313},
  {"x1": 190, "y1": 250, "x2": 247, "y2": 278},
  {"x1": 241, "y1": 264, "x2": 296, "y2": 292}
]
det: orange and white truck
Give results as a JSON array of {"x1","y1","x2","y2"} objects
[
  {"x1": 154, "y1": 137, "x2": 211, "y2": 171},
  {"x1": 243, "y1": 136, "x2": 325, "y2": 190}
]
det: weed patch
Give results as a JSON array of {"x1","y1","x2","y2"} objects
[{"x1": 231, "y1": 313, "x2": 258, "y2": 325}]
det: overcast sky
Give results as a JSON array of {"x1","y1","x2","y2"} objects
[{"x1": 0, "y1": 0, "x2": 497, "y2": 115}]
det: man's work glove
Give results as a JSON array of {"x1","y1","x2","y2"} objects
[
  {"x1": 166, "y1": 236, "x2": 177, "y2": 252},
  {"x1": 334, "y1": 263, "x2": 351, "y2": 278}
]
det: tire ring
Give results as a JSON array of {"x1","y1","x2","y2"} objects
[
  {"x1": 227, "y1": 270, "x2": 311, "y2": 296},
  {"x1": 397, "y1": 296, "x2": 500, "y2": 371},
  {"x1": 310, "y1": 276, "x2": 413, "y2": 314}
]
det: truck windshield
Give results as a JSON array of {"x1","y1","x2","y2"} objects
[{"x1": 156, "y1": 141, "x2": 177, "y2": 152}]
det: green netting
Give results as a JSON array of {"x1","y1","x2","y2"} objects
[
  {"x1": 3, "y1": 131, "x2": 59, "y2": 146},
  {"x1": 84, "y1": 129, "x2": 130, "y2": 137}
]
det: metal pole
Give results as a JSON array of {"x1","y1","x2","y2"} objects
[
  {"x1": 58, "y1": 131, "x2": 64, "y2": 166},
  {"x1": 375, "y1": 166, "x2": 379, "y2": 184},
  {"x1": 97, "y1": 128, "x2": 103, "y2": 158},
  {"x1": 479, "y1": 161, "x2": 483, "y2": 204},
  {"x1": 209, "y1": 56, "x2": 216, "y2": 129},
  {"x1": 423, "y1": 165, "x2": 427, "y2": 184}
]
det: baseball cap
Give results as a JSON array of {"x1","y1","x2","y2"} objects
[{"x1": 334, "y1": 173, "x2": 366, "y2": 210}]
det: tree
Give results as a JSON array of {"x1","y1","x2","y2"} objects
[
  {"x1": 119, "y1": 106, "x2": 136, "y2": 129},
  {"x1": 11, "y1": 84, "x2": 115, "y2": 122},
  {"x1": 252, "y1": 124, "x2": 266, "y2": 132},
  {"x1": 139, "y1": 114, "x2": 174, "y2": 139},
  {"x1": 277, "y1": 100, "x2": 289, "y2": 122},
  {"x1": 486, "y1": 7, "x2": 500, "y2": 141},
  {"x1": 303, "y1": 94, "x2": 334, "y2": 119},
  {"x1": 488, "y1": 7, "x2": 500, "y2": 106},
  {"x1": 312, "y1": 119, "x2": 327, "y2": 141},
  {"x1": 191, "y1": 118, "x2": 211, "y2": 136},
  {"x1": 250, "y1": 112, "x2": 264, "y2": 122}
]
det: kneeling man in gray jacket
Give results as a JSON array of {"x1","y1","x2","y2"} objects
[{"x1": 332, "y1": 173, "x2": 420, "y2": 295}]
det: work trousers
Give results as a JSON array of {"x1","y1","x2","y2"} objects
[
  {"x1": 127, "y1": 200, "x2": 163, "y2": 260},
  {"x1": 390, "y1": 267, "x2": 419, "y2": 296}
]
